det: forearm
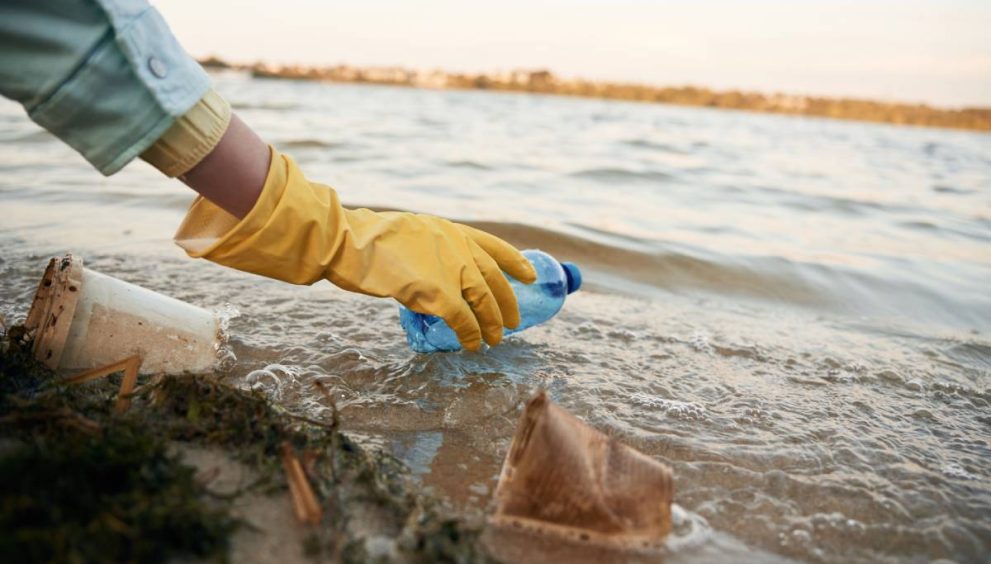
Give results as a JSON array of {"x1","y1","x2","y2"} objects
[
  {"x1": 178, "y1": 114, "x2": 270, "y2": 219},
  {"x1": 0, "y1": 0, "x2": 212, "y2": 175}
]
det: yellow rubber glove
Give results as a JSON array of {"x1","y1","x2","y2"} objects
[{"x1": 174, "y1": 147, "x2": 537, "y2": 351}]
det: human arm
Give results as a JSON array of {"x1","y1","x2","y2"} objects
[
  {"x1": 154, "y1": 77, "x2": 537, "y2": 352},
  {"x1": 0, "y1": 0, "x2": 535, "y2": 350},
  {"x1": 176, "y1": 112, "x2": 269, "y2": 219},
  {"x1": 172, "y1": 143, "x2": 537, "y2": 351}
]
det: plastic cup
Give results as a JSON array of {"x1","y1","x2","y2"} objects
[{"x1": 25, "y1": 255, "x2": 220, "y2": 375}]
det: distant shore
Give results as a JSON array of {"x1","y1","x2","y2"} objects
[{"x1": 200, "y1": 57, "x2": 991, "y2": 132}]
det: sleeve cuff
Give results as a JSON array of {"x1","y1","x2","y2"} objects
[
  {"x1": 24, "y1": 5, "x2": 211, "y2": 175},
  {"x1": 140, "y1": 89, "x2": 231, "y2": 177}
]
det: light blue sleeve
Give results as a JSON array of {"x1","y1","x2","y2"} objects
[{"x1": 0, "y1": 0, "x2": 211, "y2": 175}]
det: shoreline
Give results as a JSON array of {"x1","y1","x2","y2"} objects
[
  {"x1": 200, "y1": 56, "x2": 991, "y2": 133},
  {"x1": 0, "y1": 334, "x2": 490, "y2": 562}
]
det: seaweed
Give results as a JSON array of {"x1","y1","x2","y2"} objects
[
  {"x1": 0, "y1": 329, "x2": 492, "y2": 563},
  {"x1": 137, "y1": 373, "x2": 491, "y2": 562},
  {"x1": 0, "y1": 339, "x2": 51, "y2": 412},
  {"x1": 0, "y1": 421, "x2": 237, "y2": 563},
  {"x1": 0, "y1": 342, "x2": 236, "y2": 563}
]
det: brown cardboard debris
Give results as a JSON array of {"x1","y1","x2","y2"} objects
[{"x1": 488, "y1": 390, "x2": 673, "y2": 553}]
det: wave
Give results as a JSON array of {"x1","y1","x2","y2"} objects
[
  {"x1": 932, "y1": 185, "x2": 975, "y2": 195},
  {"x1": 898, "y1": 220, "x2": 991, "y2": 242},
  {"x1": 741, "y1": 183, "x2": 931, "y2": 217},
  {"x1": 568, "y1": 167, "x2": 674, "y2": 183},
  {"x1": 940, "y1": 341, "x2": 991, "y2": 371},
  {"x1": 345, "y1": 203, "x2": 990, "y2": 330},
  {"x1": 344, "y1": 204, "x2": 842, "y2": 305},
  {"x1": 468, "y1": 219, "x2": 833, "y2": 305},
  {"x1": 444, "y1": 159, "x2": 491, "y2": 170},
  {"x1": 621, "y1": 138, "x2": 690, "y2": 154}
]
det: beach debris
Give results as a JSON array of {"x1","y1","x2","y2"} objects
[
  {"x1": 62, "y1": 354, "x2": 143, "y2": 412},
  {"x1": 487, "y1": 390, "x2": 673, "y2": 556},
  {"x1": 23, "y1": 254, "x2": 221, "y2": 375},
  {"x1": 281, "y1": 442, "x2": 323, "y2": 526},
  {"x1": 0, "y1": 405, "x2": 102, "y2": 434},
  {"x1": 3, "y1": 336, "x2": 493, "y2": 562}
]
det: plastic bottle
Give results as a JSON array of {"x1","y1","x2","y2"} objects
[{"x1": 399, "y1": 249, "x2": 582, "y2": 352}]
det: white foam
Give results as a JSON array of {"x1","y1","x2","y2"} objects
[{"x1": 630, "y1": 392, "x2": 706, "y2": 420}]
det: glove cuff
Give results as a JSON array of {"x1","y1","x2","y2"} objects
[
  {"x1": 173, "y1": 147, "x2": 343, "y2": 285},
  {"x1": 141, "y1": 89, "x2": 232, "y2": 178},
  {"x1": 174, "y1": 145, "x2": 287, "y2": 257}
]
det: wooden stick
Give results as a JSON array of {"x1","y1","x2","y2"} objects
[
  {"x1": 281, "y1": 442, "x2": 323, "y2": 525},
  {"x1": 114, "y1": 355, "x2": 142, "y2": 413},
  {"x1": 62, "y1": 355, "x2": 143, "y2": 413},
  {"x1": 63, "y1": 355, "x2": 141, "y2": 385}
]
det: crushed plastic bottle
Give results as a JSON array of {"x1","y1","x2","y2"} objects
[{"x1": 399, "y1": 249, "x2": 582, "y2": 352}]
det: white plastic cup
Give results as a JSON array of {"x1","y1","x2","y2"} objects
[{"x1": 25, "y1": 255, "x2": 221, "y2": 375}]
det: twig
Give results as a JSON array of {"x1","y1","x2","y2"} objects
[
  {"x1": 114, "y1": 356, "x2": 141, "y2": 412},
  {"x1": 281, "y1": 442, "x2": 323, "y2": 526},
  {"x1": 62, "y1": 355, "x2": 141, "y2": 385},
  {"x1": 62, "y1": 355, "x2": 143, "y2": 413}
]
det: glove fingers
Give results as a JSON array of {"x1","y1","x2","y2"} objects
[
  {"x1": 461, "y1": 265, "x2": 505, "y2": 347},
  {"x1": 470, "y1": 241, "x2": 522, "y2": 330},
  {"x1": 459, "y1": 225, "x2": 536, "y2": 284},
  {"x1": 441, "y1": 300, "x2": 484, "y2": 352}
]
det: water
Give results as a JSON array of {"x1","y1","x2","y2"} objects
[
  {"x1": 1, "y1": 71, "x2": 989, "y2": 562},
  {"x1": 400, "y1": 249, "x2": 581, "y2": 352}
]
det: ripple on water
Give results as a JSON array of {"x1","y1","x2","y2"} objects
[{"x1": 567, "y1": 167, "x2": 675, "y2": 184}]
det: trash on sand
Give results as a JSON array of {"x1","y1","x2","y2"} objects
[
  {"x1": 487, "y1": 390, "x2": 674, "y2": 553},
  {"x1": 24, "y1": 254, "x2": 220, "y2": 375}
]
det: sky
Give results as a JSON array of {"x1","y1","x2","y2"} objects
[{"x1": 156, "y1": 0, "x2": 991, "y2": 108}]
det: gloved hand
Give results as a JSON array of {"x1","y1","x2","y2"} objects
[{"x1": 174, "y1": 147, "x2": 536, "y2": 351}]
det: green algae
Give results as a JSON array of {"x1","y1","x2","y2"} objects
[
  {"x1": 0, "y1": 422, "x2": 237, "y2": 563},
  {"x1": 0, "y1": 329, "x2": 492, "y2": 563},
  {"x1": 0, "y1": 344, "x2": 237, "y2": 563}
]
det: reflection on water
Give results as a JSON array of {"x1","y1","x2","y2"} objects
[{"x1": 1, "y1": 72, "x2": 989, "y2": 562}]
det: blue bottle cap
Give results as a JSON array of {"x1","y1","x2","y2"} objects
[{"x1": 561, "y1": 262, "x2": 582, "y2": 294}]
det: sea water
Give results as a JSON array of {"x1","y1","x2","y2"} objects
[{"x1": 1, "y1": 72, "x2": 989, "y2": 562}]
